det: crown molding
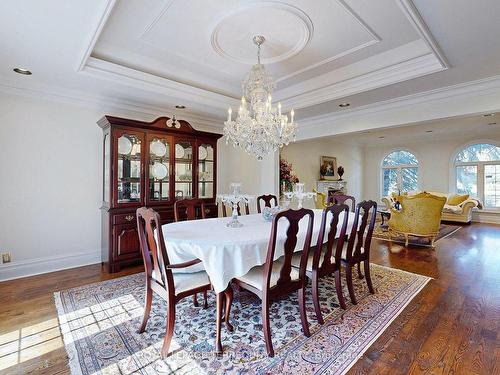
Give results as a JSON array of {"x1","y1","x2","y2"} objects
[
  {"x1": 76, "y1": 0, "x2": 117, "y2": 72},
  {"x1": 397, "y1": 0, "x2": 450, "y2": 69},
  {"x1": 297, "y1": 74, "x2": 500, "y2": 139},
  {"x1": 82, "y1": 57, "x2": 238, "y2": 110},
  {"x1": 281, "y1": 51, "x2": 444, "y2": 110},
  {"x1": 0, "y1": 81, "x2": 223, "y2": 133}
]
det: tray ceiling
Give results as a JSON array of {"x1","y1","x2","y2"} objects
[{"x1": 85, "y1": 0, "x2": 446, "y2": 111}]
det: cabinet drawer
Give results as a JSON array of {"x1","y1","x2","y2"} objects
[
  {"x1": 203, "y1": 203, "x2": 218, "y2": 218},
  {"x1": 113, "y1": 212, "x2": 137, "y2": 225}
]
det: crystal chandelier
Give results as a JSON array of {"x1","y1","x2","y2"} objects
[{"x1": 223, "y1": 35, "x2": 297, "y2": 160}]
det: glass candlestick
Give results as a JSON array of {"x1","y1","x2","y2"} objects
[{"x1": 217, "y1": 183, "x2": 254, "y2": 228}]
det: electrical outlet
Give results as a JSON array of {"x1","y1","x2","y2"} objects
[{"x1": 2, "y1": 252, "x2": 11, "y2": 263}]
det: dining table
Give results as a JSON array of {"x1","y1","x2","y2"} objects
[{"x1": 161, "y1": 208, "x2": 360, "y2": 353}]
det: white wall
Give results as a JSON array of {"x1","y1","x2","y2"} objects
[
  {"x1": 0, "y1": 93, "x2": 106, "y2": 280},
  {"x1": 362, "y1": 135, "x2": 500, "y2": 201},
  {"x1": 217, "y1": 142, "x2": 278, "y2": 213},
  {"x1": 0, "y1": 92, "x2": 280, "y2": 280},
  {"x1": 280, "y1": 138, "x2": 364, "y2": 203}
]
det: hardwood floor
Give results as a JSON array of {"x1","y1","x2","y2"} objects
[{"x1": 1, "y1": 223, "x2": 499, "y2": 374}]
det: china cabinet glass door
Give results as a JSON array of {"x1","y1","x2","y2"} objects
[
  {"x1": 174, "y1": 139, "x2": 194, "y2": 199},
  {"x1": 115, "y1": 130, "x2": 144, "y2": 205},
  {"x1": 147, "y1": 134, "x2": 171, "y2": 203},
  {"x1": 197, "y1": 142, "x2": 215, "y2": 199}
]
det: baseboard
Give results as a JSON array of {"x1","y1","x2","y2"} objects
[
  {"x1": 0, "y1": 250, "x2": 101, "y2": 282},
  {"x1": 472, "y1": 211, "x2": 500, "y2": 224}
]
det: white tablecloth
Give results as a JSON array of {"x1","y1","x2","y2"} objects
[{"x1": 162, "y1": 209, "x2": 358, "y2": 293}]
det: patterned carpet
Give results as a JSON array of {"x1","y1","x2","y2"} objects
[
  {"x1": 372, "y1": 223, "x2": 461, "y2": 247},
  {"x1": 55, "y1": 264, "x2": 430, "y2": 374}
]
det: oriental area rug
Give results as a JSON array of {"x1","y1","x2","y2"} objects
[{"x1": 54, "y1": 264, "x2": 430, "y2": 374}]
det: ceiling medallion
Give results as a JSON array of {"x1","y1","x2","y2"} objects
[
  {"x1": 210, "y1": 2, "x2": 313, "y2": 65},
  {"x1": 223, "y1": 36, "x2": 297, "y2": 160}
]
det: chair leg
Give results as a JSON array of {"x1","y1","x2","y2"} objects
[
  {"x1": 346, "y1": 264, "x2": 357, "y2": 305},
  {"x1": 298, "y1": 286, "x2": 311, "y2": 337},
  {"x1": 404, "y1": 234, "x2": 409, "y2": 247},
  {"x1": 193, "y1": 294, "x2": 199, "y2": 307},
  {"x1": 430, "y1": 236, "x2": 436, "y2": 247},
  {"x1": 262, "y1": 298, "x2": 274, "y2": 357},
  {"x1": 357, "y1": 262, "x2": 364, "y2": 279},
  {"x1": 223, "y1": 287, "x2": 234, "y2": 332},
  {"x1": 161, "y1": 301, "x2": 176, "y2": 359},
  {"x1": 203, "y1": 290, "x2": 208, "y2": 309},
  {"x1": 334, "y1": 269, "x2": 347, "y2": 310},
  {"x1": 311, "y1": 273, "x2": 324, "y2": 325},
  {"x1": 138, "y1": 285, "x2": 152, "y2": 333},
  {"x1": 364, "y1": 260, "x2": 375, "y2": 294}
]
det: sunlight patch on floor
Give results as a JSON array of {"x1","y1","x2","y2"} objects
[{"x1": 0, "y1": 318, "x2": 64, "y2": 370}]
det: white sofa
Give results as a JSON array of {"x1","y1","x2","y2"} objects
[{"x1": 382, "y1": 191, "x2": 481, "y2": 224}]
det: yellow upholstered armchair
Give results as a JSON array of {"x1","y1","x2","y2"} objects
[
  {"x1": 313, "y1": 189, "x2": 333, "y2": 209},
  {"x1": 386, "y1": 192, "x2": 447, "y2": 247}
]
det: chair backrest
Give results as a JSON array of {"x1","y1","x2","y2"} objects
[
  {"x1": 315, "y1": 204, "x2": 349, "y2": 269},
  {"x1": 263, "y1": 208, "x2": 314, "y2": 290},
  {"x1": 333, "y1": 194, "x2": 356, "y2": 212},
  {"x1": 391, "y1": 193, "x2": 446, "y2": 233},
  {"x1": 345, "y1": 200, "x2": 377, "y2": 263},
  {"x1": 136, "y1": 207, "x2": 174, "y2": 291},
  {"x1": 257, "y1": 194, "x2": 278, "y2": 213},
  {"x1": 221, "y1": 201, "x2": 250, "y2": 217},
  {"x1": 174, "y1": 199, "x2": 206, "y2": 222}
]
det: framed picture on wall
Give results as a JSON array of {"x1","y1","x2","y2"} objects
[{"x1": 320, "y1": 156, "x2": 337, "y2": 180}]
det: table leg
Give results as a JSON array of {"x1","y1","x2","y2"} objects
[{"x1": 215, "y1": 291, "x2": 224, "y2": 355}]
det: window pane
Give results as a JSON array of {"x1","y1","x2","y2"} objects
[
  {"x1": 401, "y1": 167, "x2": 418, "y2": 192},
  {"x1": 456, "y1": 165, "x2": 477, "y2": 196},
  {"x1": 383, "y1": 150, "x2": 418, "y2": 166},
  {"x1": 484, "y1": 164, "x2": 500, "y2": 208},
  {"x1": 455, "y1": 143, "x2": 500, "y2": 162},
  {"x1": 383, "y1": 168, "x2": 399, "y2": 196}
]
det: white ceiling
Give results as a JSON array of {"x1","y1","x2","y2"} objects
[
  {"x1": 330, "y1": 113, "x2": 500, "y2": 146},
  {"x1": 1, "y1": 0, "x2": 500, "y2": 137}
]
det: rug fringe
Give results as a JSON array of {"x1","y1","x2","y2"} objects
[{"x1": 54, "y1": 291, "x2": 84, "y2": 375}]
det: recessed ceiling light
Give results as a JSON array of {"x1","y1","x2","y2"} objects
[
  {"x1": 13, "y1": 67, "x2": 32, "y2": 75},
  {"x1": 483, "y1": 113, "x2": 496, "y2": 117},
  {"x1": 175, "y1": 105, "x2": 186, "y2": 109},
  {"x1": 339, "y1": 103, "x2": 350, "y2": 108},
  {"x1": 426, "y1": 130, "x2": 433, "y2": 133},
  {"x1": 488, "y1": 122, "x2": 497, "y2": 125},
  {"x1": 378, "y1": 136, "x2": 385, "y2": 139}
]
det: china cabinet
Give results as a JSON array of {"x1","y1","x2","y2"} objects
[{"x1": 98, "y1": 115, "x2": 221, "y2": 272}]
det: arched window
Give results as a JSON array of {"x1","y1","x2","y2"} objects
[
  {"x1": 381, "y1": 150, "x2": 419, "y2": 196},
  {"x1": 454, "y1": 143, "x2": 500, "y2": 208}
]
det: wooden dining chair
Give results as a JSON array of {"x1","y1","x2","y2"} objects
[
  {"x1": 342, "y1": 200, "x2": 377, "y2": 305},
  {"x1": 332, "y1": 194, "x2": 356, "y2": 212},
  {"x1": 290, "y1": 204, "x2": 350, "y2": 324},
  {"x1": 257, "y1": 194, "x2": 278, "y2": 213},
  {"x1": 173, "y1": 198, "x2": 207, "y2": 308},
  {"x1": 221, "y1": 201, "x2": 250, "y2": 217},
  {"x1": 136, "y1": 207, "x2": 217, "y2": 358},
  {"x1": 233, "y1": 208, "x2": 314, "y2": 357},
  {"x1": 174, "y1": 198, "x2": 206, "y2": 222}
]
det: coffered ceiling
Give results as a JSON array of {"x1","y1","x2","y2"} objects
[{"x1": 1, "y1": 0, "x2": 500, "y2": 136}]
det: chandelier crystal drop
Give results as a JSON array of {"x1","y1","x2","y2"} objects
[{"x1": 223, "y1": 35, "x2": 297, "y2": 160}]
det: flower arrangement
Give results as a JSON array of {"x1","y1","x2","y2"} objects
[{"x1": 280, "y1": 157, "x2": 299, "y2": 193}]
